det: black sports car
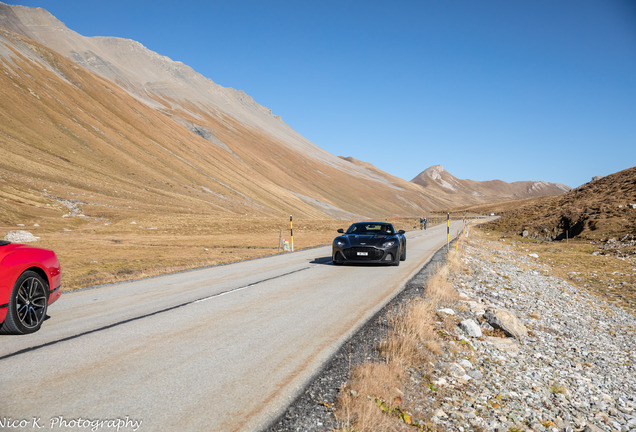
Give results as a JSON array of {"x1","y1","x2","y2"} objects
[{"x1": 332, "y1": 222, "x2": 406, "y2": 266}]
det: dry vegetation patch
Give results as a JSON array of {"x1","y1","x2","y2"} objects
[{"x1": 1, "y1": 215, "x2": 356, "y2": 290}]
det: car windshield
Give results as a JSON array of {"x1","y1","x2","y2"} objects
[{"x1": 346, "y1": 223, "x2": 394, "y2": 235}]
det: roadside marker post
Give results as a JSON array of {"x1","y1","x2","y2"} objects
[
  {"x1": 290, "y1": 215, "x2": 294, "y2": 252},
  {"x1": 446, "y1": 213, "x2": 450, "y2": 251}
]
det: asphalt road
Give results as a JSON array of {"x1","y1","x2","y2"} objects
[{"x1": 0, "y1": 220, "x2": 464, "y2": 432}]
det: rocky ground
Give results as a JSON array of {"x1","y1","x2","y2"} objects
[{"x1": 266, "y1": 233, "x2": 636, "y2": 432}]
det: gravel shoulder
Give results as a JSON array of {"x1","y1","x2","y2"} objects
[{"x1": 265, "y1": 233, "x2": 636, "y2": 432}]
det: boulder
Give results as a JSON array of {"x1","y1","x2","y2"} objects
[
  {"x1": 483, "y1": 307, "x2": 528, "y2": 339},
  {"x1": 4, "y1": 230, "x2": 40, "y2": 243}
]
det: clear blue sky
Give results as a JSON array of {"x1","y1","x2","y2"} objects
[{"x1": 6, "y1": 0, "x2": 636, "y2": 187}]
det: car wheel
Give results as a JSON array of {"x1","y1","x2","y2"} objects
[
  {"x1": 332, "y1": 253, "x2": 343, "y2": 265},
  {"x1": 400, "y1": 245, "x2": 407, "y2": 261},
  {"x1": 0, "y1": 271, "x2": 49, "y2": 335}
]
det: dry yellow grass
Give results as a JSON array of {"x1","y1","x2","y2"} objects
[
  {"x1": 1, "y1": 215, "x2": 353, "y2": 290},
  {"x1": 335, "y1": 362, "x2": 406, "y2": 432},
  {"x1": 377, "y1": 300, "x2": 439, "y2": 367}
]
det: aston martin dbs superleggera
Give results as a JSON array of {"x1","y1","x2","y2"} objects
[
  {"x1": 0, "y1": 241, "x2": 61, "y2": 334},
  {"x1": 332, "y1": 222, "x2": 406, "y2": 266}
]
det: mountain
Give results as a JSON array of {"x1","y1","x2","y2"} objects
[
  {"x1": 0, "y1": 2, "x2": 437, "y2": 223},
  {"x1": 0, "y1": 3, "x2": 569, "y2": 228},
  {"x1": 479, "y1": 166, "x2": 636, "y2": 241},
  {"x1": 411, "y1": 165, "x2": 571, "y2": 206}
]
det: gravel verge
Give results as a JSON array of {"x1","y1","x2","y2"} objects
[{"x1": 265, "y1": 234, "x2": 636, "y2": 432}]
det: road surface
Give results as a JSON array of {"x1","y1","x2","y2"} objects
[{"x1": 0, "y1": 220, "x2": 464, "y2": 432}]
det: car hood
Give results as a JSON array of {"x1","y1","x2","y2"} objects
[{"x1": 342, "y1": 234, "x2": 394, "y2": 247}]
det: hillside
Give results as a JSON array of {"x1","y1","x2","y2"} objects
[
  {"x1": 411, "y1": 165, "x2": 571, "y2": 207},
  {"x1": 0, "y1": 2, "x2": 439, "y2": 225},
  {"x1": 479, "y1": 166, "x2": 636, "y2": 241},
  {"x1": 0, "y1": 3, "x2": 571, "y2": 224}
]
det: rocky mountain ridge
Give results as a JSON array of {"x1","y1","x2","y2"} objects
[{"x1": 411, "y1": 165, "x2": 571, "y2": 206}]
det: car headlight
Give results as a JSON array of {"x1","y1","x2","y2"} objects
[
  {"x1": 335, "y1": 239, "x2": 346, "y2": 247},
  {"x1": 382, "y1": 240, "x2": 396, "y2": 248}
]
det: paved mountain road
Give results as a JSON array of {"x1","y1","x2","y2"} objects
[{"x1": 0, "y1": 221, "x2": 464, "y2": 432}]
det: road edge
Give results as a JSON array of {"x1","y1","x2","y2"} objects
[{"x1": 263, "y1": 240, "x2": 453, "y2": 432}]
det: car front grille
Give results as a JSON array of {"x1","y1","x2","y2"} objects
[{"x1": 344, "y1": 247, "x2": 384, "y2": 260}]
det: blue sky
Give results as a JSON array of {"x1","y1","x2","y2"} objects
[{"x1": 6, "y1": 1, "x2": 636, "y2": 187}]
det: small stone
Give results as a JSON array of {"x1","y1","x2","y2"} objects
[
  {"x1": 458, "y1": 359, "x2": 473, "y2": 369},
  {"x1": 448, "y1": 362, "x2": 466, "y2": 377},
  {"x1": 434, "y1": 409, "x2": 448, "y2": 418},
  {"x1": 459, "y1": 319, "x2": 483, "y2": 338},
  {"x1": 437, "y1": 308, "x2": 456, "y2": 315}
]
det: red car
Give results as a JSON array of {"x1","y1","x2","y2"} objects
[{"x1": 0, "y1": 241, "x2": 62, "y2": 334}]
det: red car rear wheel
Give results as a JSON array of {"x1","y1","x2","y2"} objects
[{"x1": 0, "y1": 271, "x2": 49, "y2": 335}]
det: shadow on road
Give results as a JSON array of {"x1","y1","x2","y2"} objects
[
  {"x1": 310, "y1": 256, "x2": 397, "y2": 267},
  {"x1": 309, "y1": 257, "x2": 333, "y2": 265}
]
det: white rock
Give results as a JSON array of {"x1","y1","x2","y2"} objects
[
  {"x1": 437, "y1": 308, "x2": 456, "y2": 315},
  {"x1": 458, "y1": 359, "x2": 473, "y2": 370},
  {"x1": 459, "y1": 319, "x2": 483, "y2": 338},
  {"x1": 448, "y1": 362, "x2": 467, "y2": 377},
  {"x1": 4, "y1": 230, "x2": 40, "y2": 243}
]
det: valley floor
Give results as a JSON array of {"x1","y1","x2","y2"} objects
[{"x1": 268, "y1": 229, "x2": 636, "y2": 432}]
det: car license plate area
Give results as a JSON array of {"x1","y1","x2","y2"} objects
[{"x1": 345, "y1": 247, "x2": 382, "y2": 260}]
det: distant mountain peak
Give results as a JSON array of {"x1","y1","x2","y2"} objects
[
  {"x1": 423, "y1": 164, "x2": 445, "y2": 180},
  {"x1": 411, "y1": 165, "x2": 571, "y2": 205},
  {"x1": 426, "y1": 164, "x2": 445, "y2": 172}
]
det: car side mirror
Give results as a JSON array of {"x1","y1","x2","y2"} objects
[
  {"x1": 398, "y1": 230, "x2": 405, "y2": 235},
  {"x1": 337, "y1": 229, "x2": 344, "y2": 233}
]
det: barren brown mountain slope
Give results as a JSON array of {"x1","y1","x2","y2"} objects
[
  {"x1": 462, "y1": 166, "x2": 636, "y2": 314},
  {"x1": 0, "y1": 25, "x2": 432, "y2": 223}
]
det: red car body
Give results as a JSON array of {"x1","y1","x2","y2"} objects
[{"x1": 0, "y1": 241, "x2": 61, "y2": 334}]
